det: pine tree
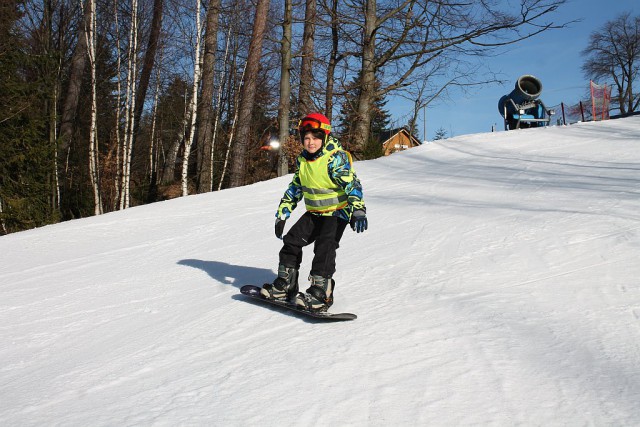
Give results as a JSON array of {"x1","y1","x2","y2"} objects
[
  {"x1": 433, "y1": 127, "x2": 448, "y2": 140},
  {"x1": 0, "y1": 0, "x2": 58, "y2": 233}
]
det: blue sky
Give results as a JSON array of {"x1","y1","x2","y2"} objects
[{"x1": 389, "y1": 0, "x2": 640, "y2": 140}]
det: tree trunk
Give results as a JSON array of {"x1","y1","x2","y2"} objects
[
  {"x1": 51, "y1": 85, "x2": 61, "y2": 213},
  {"x1": 351, "y1": 0, "x2": 377, "y2": 157},
  {"x1": 119, "y1": 0, "x2": 140, "y2": 209},
  {"x1": 162, "y1": 85, "x2": 188, "y2": 185},
  {"x1": 42, "y1": 0, "x2": 61, "y2": 213},
  {"x1": 229, "y1": 0, "x2": 270, "y2": 188},
  {"x1": 86, "y1": 0, "x2": 102, "y2": 214},
  {"x1": 132, "y1": 0, "x2": 163, "y2": 145},
  {"x1": 209, "y1": 26, "x2": 232, "y2": 187},
  {"x1": 324, "y1": 0, "x2": 339, "y2": 120},
  {"x1": 181, "y1": 0, "x2": 203, "y2": 197},
  {"x1": 112, "y1": 0, "x2": 123, "y2": 210},
  {"x1": 196, "y1": 0, "x2": 220, "y2": 193},
  {"x1": 218, "y1": 99, "x2": 240, "y2": 190},
  {"x1": 298, "y1": 0, "x2": 315, "y2": 115},
  {"x1": 163, "y1": 131, "x2": 182, "y2": 185},
  {"x1": 0, "y1": 197, "x2": 6, "y2": 235},
  {"x1": 277, "y1": 0, "x2": 292, "y2": 176},
  {"x1": 146, "y1": 69, "x2": 161, "y2": 203},
  {"x1": 627, "y1": 62, "x2": 634, "y2": 113},
  {"x1": 218, "y1": 64, "x2": 246, "y2": 190},
  {"x1": 59, "y1": 0, "x2": 91, "y2": 156}
]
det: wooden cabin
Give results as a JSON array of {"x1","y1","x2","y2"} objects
[{"x1": 380, "y1": 128, "x2": 422, "y2": 156}]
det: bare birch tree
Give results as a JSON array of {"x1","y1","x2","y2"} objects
[
  {"x1": 181, "y1": 0, "x2": 204, "y2": 196},
  {"x1": 119, "y1": 0, "x2": 140, "y2": 209},
  {"x1": 112, "y1": 0, "x2": 124, "y2": 209},
  {"x1": 84, "y1": 0, "x2": 102, "y2": 214}
]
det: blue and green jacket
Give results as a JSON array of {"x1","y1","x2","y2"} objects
[{"x1": 276, "y1": 136, "x2": 365, "y2": 222}]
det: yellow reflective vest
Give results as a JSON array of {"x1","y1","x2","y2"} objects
[{"x1": 299, "y1": 146, "x2": 348, "y2": 214}]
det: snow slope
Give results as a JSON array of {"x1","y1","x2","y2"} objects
[{"x1": 1, "y1": 117, "x2": 640, "y2": 426}]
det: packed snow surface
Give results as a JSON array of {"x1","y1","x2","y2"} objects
[{"x1": 2, "y1": 117, "x2": 640, "y2": 426}]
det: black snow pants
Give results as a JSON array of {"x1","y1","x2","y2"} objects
[{"x1": 279, "y1": 212, "x2": 348, "y2": 278}]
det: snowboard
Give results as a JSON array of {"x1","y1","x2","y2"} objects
[{"x1": 240, "y1": 285, "x2": 357, "y2": 321}]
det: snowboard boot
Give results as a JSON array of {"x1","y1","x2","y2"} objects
[
  {"x1": 260, "y1": 265, "x2": 299, "y2": 302},
  {"x1": 295, "y1": 275, "x2": 334, "y2": 312}
]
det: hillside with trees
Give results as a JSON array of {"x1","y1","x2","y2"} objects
[{"x1": 0, "y1": 0, "x2": 569, "y2": 234}]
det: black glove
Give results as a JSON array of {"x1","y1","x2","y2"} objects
[
  {"x1": 275, "y1": 218, "x2": 286, "y2": 239},
  {"x1": 350, "y1": 209, "x2": 368, "y2": 233}
]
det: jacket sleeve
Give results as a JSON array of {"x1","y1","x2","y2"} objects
[
  {"x1": 276, "y1": 158, "x2": 303, "y2": 219},
  {"x1": 328, "y1": 151, "x2": 365, "y2": 212}
]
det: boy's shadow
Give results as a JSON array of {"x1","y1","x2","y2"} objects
[
  {"x1": 179, "y1": 259, "x2": 334, "y2": 324},
  {"x1": 178, "y1": 259, "x2": 273, "y2": 289}
]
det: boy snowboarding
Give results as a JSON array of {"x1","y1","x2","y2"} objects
[{"x1": 260, "y1": 112, "x2": 367, "y2": 312}]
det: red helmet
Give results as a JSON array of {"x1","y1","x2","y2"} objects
[{"x1": 298, "y1": 112, "x2": 331, "y2": 135}]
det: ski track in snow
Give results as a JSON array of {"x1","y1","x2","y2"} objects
[{"x1": 1, "y1": 118, "x2": 640, "y2": 425}]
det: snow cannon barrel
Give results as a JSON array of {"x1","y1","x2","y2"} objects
[
  {"x1": 498, "y1": 75, "x2": 543, "y2": 116},
  {"x1": 498, "y1": 75, "x2": 552, "y2": 130},
  {"x1": 509, "y1": 75, "x2": 542, "y2": 104}
]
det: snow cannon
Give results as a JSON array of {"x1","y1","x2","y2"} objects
[{"x1": 498, "y1": 75, "x2": 554, "y2": 130}]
